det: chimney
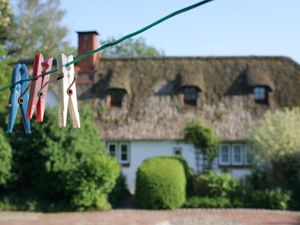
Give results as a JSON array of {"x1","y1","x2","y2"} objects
[{"x1": 76, "y1": 31, "x2": 100, "y2": 84}]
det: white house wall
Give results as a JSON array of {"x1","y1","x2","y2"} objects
[{"x1": 110, "y1": 141, "x2": 251, "y2": 193}]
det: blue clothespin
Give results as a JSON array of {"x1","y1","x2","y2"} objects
[{"x1": 7, "y1": 64, "x2": 31, "y2": 134}]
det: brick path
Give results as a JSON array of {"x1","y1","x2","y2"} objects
[{"x1": 0, "y1": 209, "x2": 300, "y2": 225}]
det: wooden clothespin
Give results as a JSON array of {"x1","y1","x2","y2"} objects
[
  {"x1": 56, "y1": 54, "x2": 80, "y2": 128},
  {"x1": 7, "y1": 64, "x2": 31, "y2": 134},
  {"x1": 26, "y1": 53, "x2": 53, "y2": 122}
]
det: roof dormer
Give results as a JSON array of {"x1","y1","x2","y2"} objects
[
  {"x1": 247, "y1": 66, "x2": 274, "y2": 104},
  {"x1": 106, "y1": 70, "x2": 131, "y2": 108},
  {"x1": 178, "y1": 69, "x2": 204, "y2": 106}
]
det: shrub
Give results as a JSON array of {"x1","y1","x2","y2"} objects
[
  {"x1": 193, "y1": 172, "x2": 238, "y2": 198},
  {"x1": 246, "y1": 189, "x2": 291, "y2": 210},
  {"x1": 136, "y1": 157, "x2": 186, "y2": 209},
  {"x1": 0, "y1": 129, "x2": 12, "y2": 186},
  {"x1": 249, "y1": 108, "x2": 300, "y2": 188},
  {"x1": 6, "y1": 106, "x2": 120, "y2": 211},
  {"x1": 184, "y1": 196, "x2": 231, "y2": 208},
  {"x1": 109, "y1": 174, "x2": 130, "y2": 208}
]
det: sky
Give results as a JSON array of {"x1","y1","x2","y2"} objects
[{"x1": 14, "y1": 0, "x2": 300, "y2": 63}]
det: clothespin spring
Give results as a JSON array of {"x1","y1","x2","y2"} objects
[
  {"x1": 67, "y1": 77, "x2": 76, "y2": 96},
  {"x1": 18, "y1": 87, "x2": 29, "y2": 105},
  {"x1": 37, "y1": 81, "x2": 50, "y2": 97}
]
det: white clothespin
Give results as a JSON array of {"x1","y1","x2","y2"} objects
[{"x1": 56, "y1": 54, "x2": 80, "y2": 128}]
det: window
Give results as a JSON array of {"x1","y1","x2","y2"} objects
[
  {"x1": 219, "y1": 144, "x2": 231, "y2": 166},
  {"x1": 110, "y1": 89, "x2": 127, "y2": 107},
  {"x1": 219, "y1": 143, "x2": 249, "y2": 167},
  {"x1": 120, "y1": 144, "x2": 129, "y2": 164},
  {"x1": 106, "y1": 142, "x2": 130, "y2": 166},
  {"x1": 254, "y1": 87, "x2": 267, "y2": 103},
  {"x1": 173, "y1": 147, "x2": 182, "y2": 156},
  {"x1": 184, "y1": 87, "x2": 198, "y2": 106},
  {"x1": 108, "y1": 143, "x2": 117, "y2": 157},
  {"x1": 232, "y1": 144, "x2": 243, "y2": 166}
]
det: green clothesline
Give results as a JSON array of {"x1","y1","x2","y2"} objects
[{"x1": 0, "y1": 0, "x2": 215, "y2": 93}]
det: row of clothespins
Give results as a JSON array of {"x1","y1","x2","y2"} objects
[{"x1": 7, "y1": 53, "x2": 80, "y2": 134}]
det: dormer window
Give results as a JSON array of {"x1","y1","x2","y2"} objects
[
  {"x1": 109, "y1": 89, "x2": 127, "y2": 107},
  {"x1": 184, "y1": 87, "x2": 198, "y2": 106},
  {"x1": 254, "y1": 86, "x2": 268, "y2": 104}
]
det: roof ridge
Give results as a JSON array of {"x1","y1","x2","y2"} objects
[{"x1": 100, "y1": 55, "x2": 296, "y2": 61}]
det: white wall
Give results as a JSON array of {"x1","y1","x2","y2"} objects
[{"x1": 117, "y1": 141, "x2": 251, "y2": 193}]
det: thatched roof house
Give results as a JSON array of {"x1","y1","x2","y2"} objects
[{"x1": 75, "y1": 56, "x2": 300, "y2": 142}]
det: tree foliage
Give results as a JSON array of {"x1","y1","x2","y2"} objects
[
  {"x1": 7, "y1": 106, "x2": 120, "y2": 211},
  {"x1": 183, "y1": 120, "x2": 220, "y2": 172},
  {"x1": 0, "y1": 129, "x2": 12, "y2": 186},
  {"x1": 6, "y1": 0, "x2": 73, "y2": 59},
  {"x1": 0, "y1": 0, "x2": 12, "y2": 43},
  {"x1": 100, "y1": 36, "x2": 164, "y2": 58},
  {"x1": 249, "y1": 108, "x2": 300, "y2": 188},
  {"x1": 0, "y1": 0, "x2": 12, "y2": 112}
]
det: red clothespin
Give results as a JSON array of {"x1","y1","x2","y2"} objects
[{"x1": 26, "y1": 53, "x2": 53, "y2": 122}]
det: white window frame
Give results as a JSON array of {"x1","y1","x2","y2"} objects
[
  {"x1": 106, "y1": 142, "x2": 130, "y2": 165},
  {"x1": 119, "y1": 142, "x2": 130, "y2": 164},
  {"x1": 232, "y1": 144, "x2": 244, "y2": 166},
  {"x1": 219, "y1": 144, "x2": 231, "y2": 166}
]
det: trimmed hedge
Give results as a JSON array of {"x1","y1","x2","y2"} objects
[{"x1": 136, "y1": 157, "x2": 186, "y2": 209}]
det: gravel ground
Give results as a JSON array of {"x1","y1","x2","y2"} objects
[{"x1": 0, "y1": 209, "x2": 299, "y2": 225}]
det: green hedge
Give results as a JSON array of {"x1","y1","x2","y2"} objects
[{"x1": 136, "y1": 157, "x2": 186, "y2": 209}]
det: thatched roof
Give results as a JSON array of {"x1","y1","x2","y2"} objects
[
  {"x1": 75, "y1": 56, "x2": 300, "y2": 141},
  {"x1": 179, "y1": 64, "x2": 205, "y2": 91},
  {"x1": 247, "y1": 64, "x2": 275, "y2": 90},
  {"x1": 107, "y1": 67, "x2": 131, "y2": 94}
]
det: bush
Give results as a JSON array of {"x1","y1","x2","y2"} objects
[
  {"x1": 136, "y1": 157, "x2": 186, "y2": 209},
  {"x1": 5, "y1": 106, "x2": 120, "y2": 211},
  {"x1": 0, "y1": 129, "x2": 12, "y2": 186},
  {"x1": 193, "y1": 172, "x2": 238, "y2": 198},
  {"x1": 245, "y1": 189, "x2": 291, "y2": 210},
  {"x1": 185, "y1": 196, "x2": 231, "y2": 208},
  {"x1": 249, "y1": 108, "x2": 300, "y2": 188},
  {"x1": 109, "y1": 174, "x2": 130, "y2": 208}
]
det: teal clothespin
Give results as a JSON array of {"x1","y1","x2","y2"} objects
[{"x1": 7, "y1": 64, "x2": 31, "y2": 134}]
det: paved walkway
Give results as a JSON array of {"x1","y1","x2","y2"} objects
[{"x1": 0, "y1": 209, "x2": 300, "y2": 225}]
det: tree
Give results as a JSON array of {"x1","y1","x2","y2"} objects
[
  {"x1": 183, "y1": 120, "x2": 220, "y2": 173},
  {"x1": 6, "y1": 0, "x2": 73, "y2": 59},
  {"x1": 249, "y1": 108, "x2": 300, "y2": 188},
  {"x1": 0, "y1": 0, "x2": 12, "y2": 112},
  {"x1": 0, "y1": 0, "x2": 12, "y2": 43},
  {"x1": 100, "y1": 36, "x2": 164, "y2": 58},
  {"x1": 8, "y1": 106, "x2": 120, "y2": 211},
  {"x1": 0, "y1": 46, "x2": 11, "y2": 112}
]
